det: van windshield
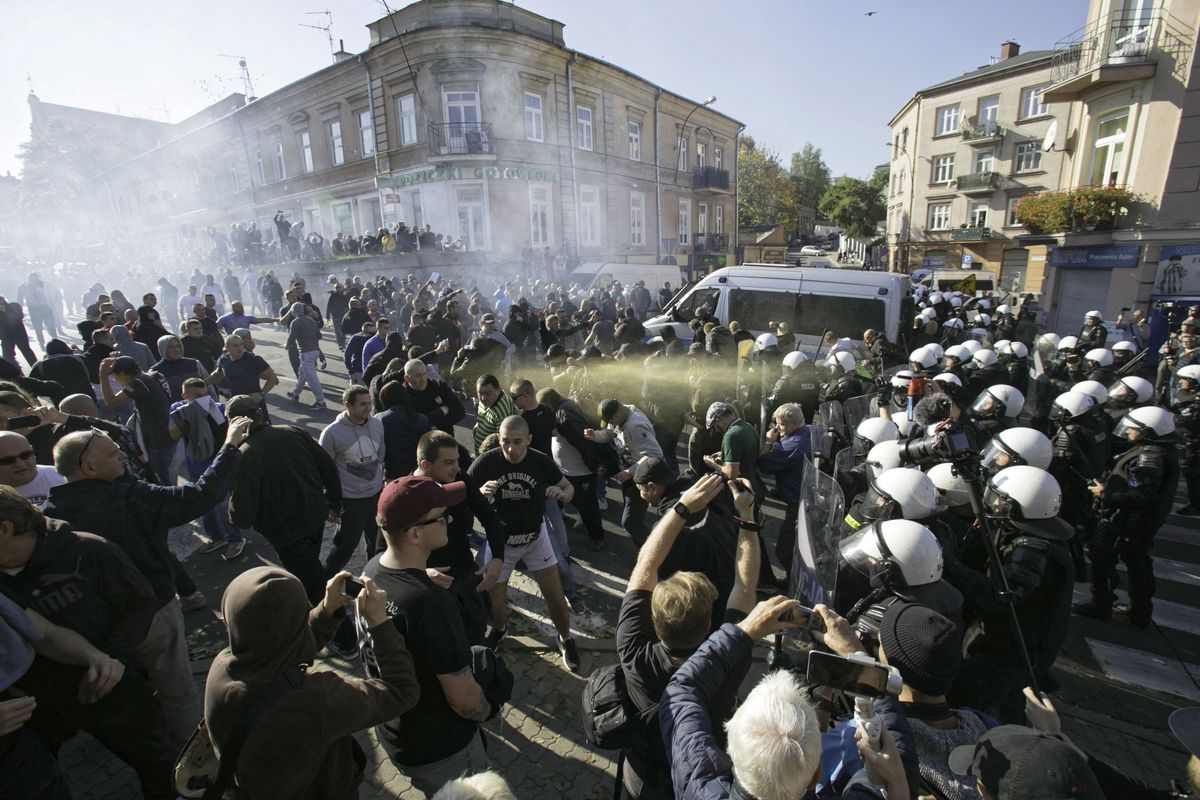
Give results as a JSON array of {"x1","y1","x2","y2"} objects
[{"x1": 671, "y1": 286, "x2": 721, "y2": 322}]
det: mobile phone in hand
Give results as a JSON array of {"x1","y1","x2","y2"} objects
[
  {"x1": 343, "y1": 577, "x2": 365, "y2": 598},
  {"x1": 777, "y1": 604, "x2": 826, "y2": 634},
  {"x1": 4, "y1": 415, "x2": 41, "y2": 429}
]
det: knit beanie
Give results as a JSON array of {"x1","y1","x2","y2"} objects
[{"x1": 879, "y1": 602, "x2": 961, "y2": 696}]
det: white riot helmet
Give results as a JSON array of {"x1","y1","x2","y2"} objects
[
  {"x1": 971, "y1": 384, "x2": 1024, "y2": 419},
  {"x1": 755, "y1": 332, "x2": 779, "y2": 351},
  {"x1": 985, "y1": 466, "x2": 1069, "y2": 538},
  {"x1": 839, "y1": 519, "x2": 943, "y2": 588},
  {"x1": 890, "y1": 369, "x2": 914, "y2": 389},
  {"x1": 1085, "y1": 348, "x2": 1113, "y2": 368},
  {"x1": 1072, "y1": 380, "x2": 1108, "y2": 406},
  {"x1": 929, "y1": 292, "x2": 945, "y2": 305},
  {"x1": 894, "y1": 417, "x2": 919, "y2": 437},
  {"x1": 944, "y1": 345, "x2": 971, "y2": 366},
  {"x1": 932, "y1": 372, "x2": 962, "y2": 389},
  {"x1": 909, "y1": 347, "x2": 937, "y2": 370},
  {"x1": 977, "y1": 313, "x2": 992, "y2": 328},
  {"x1": 1178, "y1": 364, "x2": 1200, "y2": 384},
  {"x1": 1038, "y1": 332, "x2": 1062, "y2": 350},
  {"x1": 782, "y1": 350, "x2": 809, "y2": 369},
  {"x1": 949, "y1": 296, "x2": 963, "y2": 309},
  {"x1": 942, "y1": 317, "x2": 965, "y2": 332},
  {"x1": 861, "y1": 467, "x2": 943, "y2": 521},
  {"x1": 971, "y1": 349, "x2": 998, "y2": 368},
  {"x1": 865, "y1": 440, "x2": 904, "y2": 474},
  {"x1": 996, "y1": 304, "x2": 1012, "y2": 316},
  {"x1": 926, "y1": 343, "x2": 946, "y2": 360},
  {"x1": 827, "y1": 351, "x2": 857, "y2": 373},
  {"x1": 1058, "y1": 335, "x2": 1079, "y2": 352},
  {"x1": 981, "y1": 427, "x2": 1053, "y2": 475},
  {"x1": 1085, "y1": 310, "x2": 1103, "y2": 322},
  {"x1": 832, "y1": 337, "x2": 857, "y2": 353},
  {"x1": 1112, "y1": 340, "x2": 1138, "y2": 356},
  {"x1": 1051, "y1": 390, "x2": 1095, "y2": 422},
  {"x1": 993, "y1": 339, "x2": 1012, "y2": 354},
  {"x1": 1008, "y1": 342, "x2": 1029, "y2": 359},
  {"x1": 854, "y1": 418, "x2": 900, "y2": 458},
  {"x1": 927, "y1": 462, "x2": 971, "y2": 507},
  {"x1": 1108, "y1": 375, "x2": 1154, "y2": 406},
  {"x1": 976, "y1": 299, "x2": 991, "y2": 311},
  {"x1": 960, "y1": 340, "x2": 983, "y2": 355},
  {"x1": 1113, "y1": 406, "x2": 1176, "y2": 440}
]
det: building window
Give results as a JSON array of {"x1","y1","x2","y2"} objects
[
  {"x1": 977, "y1": 95, "x2": 999, "y2": 131},
  {"x1": 529, "y1": 183, "x2": 551, "y2": 247},
  {"x1": 928, "y1": 202, "x2": 951, "y2": 230},
  {"x1": 358, "y1": 111, "x2": 375, "y2": 157},
  {"x1": 329, "y1": 120, "x2": 344, "y2": 166},
  {"x1": 936, "y1": 105, "x2": 960, "y2": 136},
  {"x1": 628, "y1": 121, "x2": 641, "y2": 161},
  {"x1": 1019, "y1": 85, "x2": 1049, "y2": 120},
  {"x1": 272, "y1": 140, "x2": 286, "y2": 180},
  {"x1": 576, "y1": 106, "x2": 593, "y2": 151},
  {"x1": 230, "y1": 164, "x2": 240, "y2": 193},
  {"x1": 932, "y1": 154, "x2": 955, "y2": 183},
  {"x1": 969, "y1": 200, "x2": 988, "y2": 227},
  {"x1": 698, "y1": 202, "x2": 708, "y2": 235},
  {"x1": 678, "y1": 136, "x2": 688, "y2": 171},
  {"x1": 894, "y1": 135, "x2": 900, "y2": 159},
  {"x1": 902, "y1": 127, "x2": 909, "y2": 151},
  {"x1": 1090, "y1": 111, "x2": 1129, "y2": 187},
  {"x1": 715, "y1": 147, "x2": 723, "y2": 169},
  {"x1": 1006, "y1": 196, "x2": 1025, "y2": 226},
  {"x1": 975, "y1": 148, "x2": 995, "y2": 174},
  {"x1": 255, "y1": 152, "x2": 265, "y2": 185},
  {"x1": 409, "y1": 191, "x2": 424, "y2": 229},
  {"x1": 697, "y1": 142, "x2": 707, "y2": 169},
  {"x1": 678, "y1": 198, "x2": 691, "y2": 245},
  {"x1": 579, "y1": 185, "x2": 600, "y2": 245},
  {"x1": 630, "y1": 191, "x2": 645, "y2": 245},
  {"x1": 298, "y1": 131, "x2": 314, "y2": 173},
  {"x1": 454, "y1": 183, "x2": 487, "y2": 251},
  {"x1": 444, "y1": 89, "x2": 479, "y2": 127},
  {"x1": 899, "y1": 170, "x2": 905, "y2": 193},
  {"x1": 715, "y1": 204, "x2": 724, "y2": 234},
  {"x1": 1014, "y1": 141, "x2": 1042, "y2": 173},
  {"x1": 524, "y1": 92, "x2": 544, "y2": 142},
  {"x1": 397, "y1": 93, "x2": 418, "y2": 146}
]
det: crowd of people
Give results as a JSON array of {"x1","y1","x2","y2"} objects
[{"x1": 0, "y1": 258, "x2": 1198, "y2": 800}]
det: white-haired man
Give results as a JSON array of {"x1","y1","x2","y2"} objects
[{"x1": 660, "y1": 594, "x2": 912, "y2": 800}]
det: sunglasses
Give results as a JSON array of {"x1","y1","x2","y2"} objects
[
  {"x1": 77, "y1": 428, "x2": 107, "y2": 469},
  {"x1": 411, "y1": 512, "x2": 452, "y2": 528},
  {"x1": 0, "y1": 449, "x2": 35, "y2": 467}
]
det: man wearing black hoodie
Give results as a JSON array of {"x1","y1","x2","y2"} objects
[{"x1": 30, "y1": 339, "x2": 94, "y2": 400}]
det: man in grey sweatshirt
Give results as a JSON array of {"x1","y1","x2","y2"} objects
[{"x1": 286, "y1": 301, "x2": 325, "y2": 408}]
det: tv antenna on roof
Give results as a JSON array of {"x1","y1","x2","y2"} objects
[
  {"x1": 300, "y1": 10, "x2": 336, "y2": 63},
  {"x1": 218, "y1": 54, "x2": 256, "y2": 100}
]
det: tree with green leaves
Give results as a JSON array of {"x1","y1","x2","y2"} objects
[
  {"x1": 737, "y1": 136, "x2": 795, "y2": 230},
  {"x1": 818, "y1": 167, "x2": 888, "y2": 240},
  {"x1": 789, "y1": 143, "x2": 831, "y2": 212}
]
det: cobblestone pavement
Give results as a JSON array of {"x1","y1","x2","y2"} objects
[{"x1": 47, "y1": 321, "x2": 1195, "y2": 798}]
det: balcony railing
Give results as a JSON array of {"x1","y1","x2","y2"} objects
[
  {"x1": 1050, "y1": 12, "x2": 1161, "y2": 85},
  {"x1": 692, "y1": 166, "x2": 730, "y2": 190},
  {"x1": 955, "y1": 172, "x2": 1001, "y2": 193},
  {"x1": 951, "y1": 226, "x2": 994, "y2": 241},
  {"x1": 694, "y1": 233, "x2": 728, "y2": 251},
  {"x1": 428, "y1": 122, "x2": 494, "y2": 157},
  {"x1": 962, "y1": 121, "x2": 1005, "y2": 142}
]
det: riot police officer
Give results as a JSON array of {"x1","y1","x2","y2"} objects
[
  {"x1": 1084, "y1": 348, "x2": 1116, "y2": 385},
  {"x1": 769, "y1": 350, "x2": 821, "y2": 426},
  {"x1": 998, "y1": 340, "x2": 1031, "y2": 395},
  {"x1": 1077, "y1": 407, "x2": 1181, "y2": 627},
  {"x1": 993, "y1": 303, "x2": 1018, "y2": 342},
  {"x1": 1171, "y1": 363, "x2": 1200, "y2": 515},
  {"x1": 819, "y1": 351, "x2": 863, "y2": 405},
  {"x1": 1047, "y1": 391, "x2": 1102, "y2": 577},
  {"x1": 1104, "y1": 375, "x2": 1154, "y2": 427},
  {"x1": 941, "y1": 345, "x2": 971, "y2": 381},
  {"x1": 1110, "y1": 340, "x2": 1139, "y2": 374},
  {"x1": 838, "y1": 417, "x2": 901, "y2": 500},
  {"x1": 968, "y1": 384, "x2": 1024, "y2": 437},
  {"x1": 1079, "y1": 309, "x2": 1108, "y2": 348},
  {"x1": 943, "y1": 465, "x2": 1074, "y2": 723},
  {"x1": 979, "y1": 426, "x2": 1053, "y2": 480}
]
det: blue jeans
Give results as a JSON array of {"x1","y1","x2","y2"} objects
[
  {"x1": 145, "y1": 444, "x2": 178, "y2": 486},
  {"x1": 544, "y1": 497, "x2": 575, "y2": 600},
  {"x1": 185, "y1": 461, "x2": 242, "y2": 543}
]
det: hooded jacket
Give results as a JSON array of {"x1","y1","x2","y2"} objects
[
  {"x1": 205, "y1": 567, "x2": 418, "y2": 800},
  {"x1": 132, "y1": 307, "x2": 170, "y2": 359},
  {"x1": 110, "y1": 325, "x2": 155, "y2": 372},
  {"x1": 29, "y1": 341, "x2": 94, "y2": 400},
  {"x1": 0, "y1": 518, "x2": 157, "y2": 661}
]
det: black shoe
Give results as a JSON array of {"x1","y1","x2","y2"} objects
[
  {"x1": 1073, "y1": 601, "x2": 1112, "y2": 621},
  {"x1": 484, "y1": 627, "x2": 507, "y2": 650},
  {"x1": 558, "y1": 635, "x2": 581, "y2": 672},
  {"x1": 1176, "y1": 505, "x2": 1200, "y2": 516},
  {"x1": 588, "y1": 538, "x2": 604, "y2": 552},
  {"x1": 568, "y1": 595, "x2": 588, "y2": 615}
]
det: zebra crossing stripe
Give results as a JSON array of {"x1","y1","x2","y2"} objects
[
  {"x1": 1084, "y1": 638, "x2": 1200, "y2": 703},
  {"x1": 1072, "y1": 587, "x2": 1200, "y2": 637}
]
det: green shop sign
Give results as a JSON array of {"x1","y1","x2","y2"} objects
[{"x1": 377, "y1": 165, "x2": 560, "y2": 189}]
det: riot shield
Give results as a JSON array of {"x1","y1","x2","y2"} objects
[
  {"x1": 833, "y1": 445, "x2": 855, "y2": 478},
  {"x1": 819, "y1": 400, "x2": 849, "y2": 453},
  {"x1": 807, "y1": 422, "x2": 833, "y2": 467},
  {"x1": 790, "y1": 459, "x2": 846, "y2": 607},
  {"x1": 842, "y1": 393, "x2": 876, "y2": 438}
]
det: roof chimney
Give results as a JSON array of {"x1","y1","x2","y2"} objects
[
  {"x1": 1000, "y1": 41, "x2": 1020, "y2": 60},
  {"x1": 333, "y1": 38, "x2": 353, "y2": 63}
]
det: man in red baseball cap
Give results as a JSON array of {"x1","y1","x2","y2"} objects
[{"x1": 361, "y1": 476, "x2": 493, "y2": 795}]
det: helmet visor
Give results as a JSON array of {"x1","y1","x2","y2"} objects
[
  {"x1": 983, "y1": 483, "x2": 1016, "y2": 519},
  {"x1": 980, "y1": 438, "x2": 1018, "y2": 473},
  {"x1": 859, "y1": 482, "x2": 899, "y2": 522},
  {"x1": 1112, "y1": 416, "x2": 1148, "y2": 440},
  {"x1": 971, "y1": 391, "x2": 1001, "y2": 419},
  {"x1": 838, "y1": 522, "x2": 888, "y2": 579}
]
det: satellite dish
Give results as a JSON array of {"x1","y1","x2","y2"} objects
[{"x1": 1042, "y1": 120, "x2": 1058, "y2": 152}]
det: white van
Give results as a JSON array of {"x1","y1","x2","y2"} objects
[
  {"x1": 570, "y1": 262, "x2": 683, "y2": 294},
  {"x1": 644, "y1": 265, "x2": 915, "y2": 350}
]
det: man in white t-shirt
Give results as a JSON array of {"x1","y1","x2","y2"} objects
[{"x1": 0, "y1": 431, "x2": 65, "y2": 504}]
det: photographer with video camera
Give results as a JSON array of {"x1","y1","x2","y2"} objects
[{"x1": 660, "y1": 594, "x2": 913, "y2": 800}]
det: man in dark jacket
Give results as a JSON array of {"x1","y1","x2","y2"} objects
[
  {"x1": 43, "y1": 419, "x2": 249, "y2": 751},
  {"x1": 30, "y1": 339, "x2": 94, "y2": 401},
  {"x1": 0, "y1": 490, "x2": 178, "y2": 799},
  {"x1": 326, "y1": 282, "x2": 350, "y2": 349},
  {"x1": 227, "y1": 395, "x2": 341, "y2": 605},
  {"x1": 537, "y1": 387, "x2": 610, "y2": 549},
  {"x1": 402, "y1": 358, "x2": 465, "y2": 434},
  {"x1": 343, "y1": 320, "x2": 376, "y2": 385}
]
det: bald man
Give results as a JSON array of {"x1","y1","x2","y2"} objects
[
  {"x1": 0, "y1": 430, "x2": 64, "y2": 504},
  {"x1": 466, "y1": 415, "x2": 581, "y2": 671}
]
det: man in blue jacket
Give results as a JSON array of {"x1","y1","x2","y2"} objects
[{"x1": 756, "y1": 402, "x2": 811, "y2": 573}]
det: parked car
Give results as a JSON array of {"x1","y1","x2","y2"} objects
[{"x1": 799, "y1": 245, "x2": 825, "y2": 256}]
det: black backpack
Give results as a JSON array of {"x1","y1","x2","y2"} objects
[{"x1": 580, "y1": 663, "x2": 658, "y2": 751}]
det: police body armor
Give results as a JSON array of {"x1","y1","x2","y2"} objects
[
  {"x1": 770, "y1": 364, "x2": 821, "y2": 425},
  {"x1": 820, "y1": 374, "x2": 864, "y2": 406},
  {"x1": 1092, "y1": 443, "x2": 1177, "y2": 555}
]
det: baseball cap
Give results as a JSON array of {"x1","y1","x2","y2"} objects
[
  {"x1": 878, "y1": 602, "x2": 961, "y2": 696},
  {"x1": 377, "y1": 476, "x2": 466, "y2": 532},
  {"x1": 632, "y1": 457, "x2": 677, "y2": 487},
  {"x1": 227, "y1": 394, "x2": 263, "y2": 419},
  {"x1": 109, "y1": 356, "x2": 141, "y2": 375},
  {"x1": 543, "y1": 343, "x2": 567, "y2": 362},
  {"x1": 598, "y1": 398, "x2": 621, "y2": 425},
  {"x1": 705, "y1": 402, "x2": 737, "y2": 430},
  {"x1": 481, "y1": 313, "x2": 496, "y2": 324},
  {"x1": 948, "y1": 725, "x2": 1103, "y2": 800}
]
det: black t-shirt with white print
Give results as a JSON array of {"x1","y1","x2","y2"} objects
[{"x1": 467, "y1": 447, "x2": 562, "y2": 544}]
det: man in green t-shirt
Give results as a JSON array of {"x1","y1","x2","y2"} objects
[{"x1": 702, "y1": 402, "x2": 765, "y2": 498}]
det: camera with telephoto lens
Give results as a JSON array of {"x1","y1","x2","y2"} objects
[{"x1": 899, "y1": 423, "x2": 974, "y2": 465}]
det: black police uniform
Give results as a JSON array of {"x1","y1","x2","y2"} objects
[
  {"x1": 1079, "y1": 321, "x2": 1108, "y2": 349},
  {"x1": 769, "y1": 363, "x2": 822, "y2": 427},
  {"x1": 819, "y1": 372, "x2": 863, "y2": 405},
  {"x1": 1171, "y1": 385, "x2": 1200, "y2": 511}
]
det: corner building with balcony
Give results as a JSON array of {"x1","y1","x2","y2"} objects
[
  {"x1": 96, "y1": 0, "x2": 741, "y2": 275},
  {"x1": 886, "y1": 41, "x2": 1069, "y2": 294}
]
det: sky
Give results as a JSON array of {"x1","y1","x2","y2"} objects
[{"x1": 1, "y1": 0, "x2": 1088, "y2": 180}]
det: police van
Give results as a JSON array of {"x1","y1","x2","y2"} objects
[{"x1": 644, "y1": 265, "x2": 915, "y2": 351}]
